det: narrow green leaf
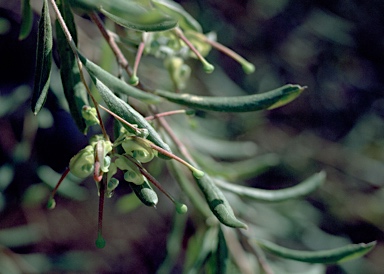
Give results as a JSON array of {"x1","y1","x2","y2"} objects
[
  {"x1": 152, "y1": 0, "x2": 202, "y2": 32},
  {"x1": 69, "y1": 0, "x2": 178, "y2": 31},
  {"x1": 19, "y1": 0, "x2": 33, "y2": 40},
  {"x1": 216, "y1": 171, "x2": 326, "y2": 203},
  {"x1": 79, "y1": 53, "x2": 162, "y2": 104},
  {"x1": 154, "y1": 84, "x2": 306, "y2": 112},
  {"x1": 32, "y1": 0, "x2": 52, "y2": 115},
  {"x1": 90, "y1": 74, "x2": 172, "y2": 156},
  {"x1": 99, "y1": 0, "x2": 178, "y2": 32},
  {"x1": 195, "y1": 174, "x2": 247, "y2": 229},
  {"x1": 56, "y1": 0, "x2": 89, "y2": 133},
  {"x1": 215, "y1": 228, "x2": 229, "y2": 274},
  {"x1": 100, "y1": 8, "x2": 177, "y2": 32},
  {"x1": 256, "y1": 239, "x2": 376, "y2": 264}
]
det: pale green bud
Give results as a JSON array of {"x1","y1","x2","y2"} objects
[
  {"x1": 122, "y1": 138, "x2": 156, "y2": 163},
  {"x1": 69, "y1": 145, "x2": 95, "y2": 178},
  {"x1": 115, "y1": 156, "x2": 144, "y2": 185}
]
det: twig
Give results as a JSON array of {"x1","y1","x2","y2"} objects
[
  {"x1": 89, "y1": 12, "x2": 132, "y2": 77},
  {"x1": 145, "y1": 109, "x2": 187, "y2": 121},
  {"x1": 48, "y1": 0, "x2": 109, "y2": 140}
]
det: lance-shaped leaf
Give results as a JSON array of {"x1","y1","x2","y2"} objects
[
  {"x1": 154, "y1": 84, "x2": 306, "y2": 112},
  {"x1": 89, "y1": 75, "x2": 172, "y2": 156},
  {"x1": 32, "y1": 0, "x2": 52, "y2": 115},
  {"x1": 195, "y1": 173, "x2": 247, "y2": 229},
  {"x1": 79, "y1": 53, "x2": 162, "y2": 104},
  {"x1": 215, "y1": 171, "x2": 325, "y2": 203},
  {"x1": 99, "y1": 0, "x2": 178, "y2": 32},
  {"x1": 19, "y1": 0, "x2": 33, "y2": 40},
  {"x1": 69, "y1": 0, "x2": 177, "y2": 32},
  {"x1": 56, "y1": 0, "x2": 89, "y2": 133},
  {"x1": 255, "y1": 239, "x2": 376, "y2": 264}
]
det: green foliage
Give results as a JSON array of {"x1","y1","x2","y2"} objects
[
  {"x1": 256, "y1": 239, "x2": 376, "y2": 264},
  {"x1": 31, "y1": 0, "x2": 52, "y2": 115},
  {"x1": 19, "y1": 0, "x2": 33, "y2": 40},
  {"x1": 2, "y1": 0, "x2": 376, "y2": 273},
  {"x1": 56, "y1": 0, "x2": 89, "y2": 132},
  {"x1": 154, "y1": 84, "x2": 306, "y2": 112}
]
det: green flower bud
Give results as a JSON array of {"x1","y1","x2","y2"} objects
[
  {"x1": 115, "y1": 156, "x2": 144, "y2": 185},
  {"x1": 107, "y1": 177, "x2": 119, "y2": 198},
  {"x1": 69, "y1": 145, "x2": 95, "y2": 178},
  {"x1": 164, "y1": 57, "x2": 191, "y2": 90},
  {"x1": 124, "y1": 170, "x2": 144, "y2": 185},
  {"x1": 107, "y1": 162, "x2": 117, "y2": 183},
  {"x1": 122, "y1": 138, "x2": 156, "y2": 163},
  {"x1": 82, "y1": 106, "x2": 100, "y2": 133},
  {"x1": 91, "y1": 136, "x2": 113, "y2": 174}
]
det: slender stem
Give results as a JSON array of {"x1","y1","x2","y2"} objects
[
  {"x1": 90, "y1": 12, "x2": 132, "y2": 77},
  {"x1": 49, "y1": 0, "x2": 109, "y2": 140},
  {"x1": 137, "y1": 163, "x2": 175, "y2": 203},
  {"x1": 151, "y1": 106, "x2": 197, "y2": 166},
  {"x1": 98, "y1": 104, "x2": 141, "y2": 134},
  {"x1": 130, "y1": 39, "x2": 146, "y2": 85},
  {"x1": 190, "y1": 32, "x2": 254, "y2": 73},
  {"x1": 96, "y1": 175, "x2": 107, "y2": 248},
  {"x1": 49, "y1": 167, "x2": 70, "y2": 200},
  {"x1": 204, "y1": 38, "x2": 249, "y2": 66},
  {"x1": 145, "y1": 109, "x2": 186, "y2": 121},
  {"x1": 173, "y1": 27, "x2": 214, "y2": 73},
  {"x1": 148, "y1": 142, "x2": 199, "y2": 173}
]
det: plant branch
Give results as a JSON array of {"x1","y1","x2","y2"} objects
[
  {"x1": 48, "y1": 0, "x2": 109, "y2": 140},
  {"x1": 89, "y1": 12, "x2": 132, "y2": 77},
  {"x1": 151, "y1": 106, "x2": 197, "y2": 166},
  {"x1": 145, "y1": 109, "x2": 187, "y2": 120}
]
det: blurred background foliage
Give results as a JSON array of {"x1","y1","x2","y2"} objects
[{"x1": 0, "y1": 0, "x2": 384, "y2": 273}]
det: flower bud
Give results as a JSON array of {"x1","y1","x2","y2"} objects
[
  {"x1": 122, "y1": 138, "x2": 156, "y2": 163},
  {"x1": 82, "y1": 106, "x2": 100, "y2": 133},
  {"x1": 69, "y1": 145, "x2": 95, "y2": 178},
  {"x1": 115, "y1": 156, "x2": 144, "y2": 185}
]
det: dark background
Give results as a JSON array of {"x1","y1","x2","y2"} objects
[{"x1": 1, "y1": 0, "x2": 384, "y2": 273}]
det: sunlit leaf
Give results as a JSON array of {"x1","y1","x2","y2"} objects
[
  {"x1": 69, "y1": 0, "x2": 177, "y2": 31},
  {"x1": 79, "y1": 53, "x2": 162, "y2": 104},
  {"x1": 89, "y1": 74, "x2": 172, "y2": 155},
  {"x1": 99, "y1": 0, "x2": 177, "y2": 32},
  {"x1": 154, "y1": 84, "x2": 306, "y2": 112}
]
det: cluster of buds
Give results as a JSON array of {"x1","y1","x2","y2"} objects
[{"x1": 47, "y1": 107, "x2": 193, "y2": 248}]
